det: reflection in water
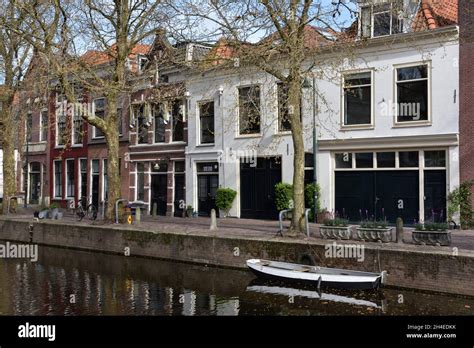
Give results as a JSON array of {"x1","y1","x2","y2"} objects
[{"x1": 0, "y1": 244, "x2": 473, "y2": 316}]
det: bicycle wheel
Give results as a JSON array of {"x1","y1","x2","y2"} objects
[
  {"x1": 87, "y1": 205, "x2": 98, "y2": 221},
  {"x1": 76, "y1": 208, "x2": 85, "y2": 222}
]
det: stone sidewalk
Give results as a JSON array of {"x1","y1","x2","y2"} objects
[{"x1": 2, "y1": 207, "x2": 474, "y2": 253}]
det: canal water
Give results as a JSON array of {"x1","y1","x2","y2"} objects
[{"x1": 0, "y1": 244, "x2": 473, "y2": 316}]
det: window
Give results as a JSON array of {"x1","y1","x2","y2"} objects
[
  {"x1": 137, "y1": 163, "x2": 145, "y2": 201},
  {"x1": 138, "y1": 55, "x2": 148, "y2": 72},
  {"x1": 79, "y1": 159, "x2": 87, "y2": 199},
  {"x1": 175, "y1": 161, "x2": 185, "y2": 173},
  {"x1": 66, "y1": 160, "x2": 75, "y2": 198},
  {"x1": 103, "y1": 159, "x2": 108, "y2": 201},
  {"x1": 56, "y1": 93, "x2": 68, "y2": 146},
  {"x1": 343, "y1": 72, "x2": 372, "y2": 126},
  {"x1": 396, "y1": 64, "x2": 429, "y2": 122},
  {"x1": 199, "y1": 102, "x2": 214, "y2": 144},
  {"x1": 93, "y1": 98, "x2": 105, "y2": 138},
  {"x1": 239, "y1": 85, "x2": 261, "y2": 135},
  {"x1": 40, "y1": 110, "x2": 48, "y2": 142},
  {"x1": 335, "y1": 153, "x2": 352, "y2": 168},
  {"x1": 355, "y1": 153, "x2": 373, "y2": 168},
  {"x1": 153, "y1": 104, "x2": 166, "y2": 143},
  {"x1": 399, "y1": 151, "x2": 419, "y2": 167},
  {"x1": 73, "y1": 113, "x2": 83, "y2": 144},
  {"x1": 26, "y1": 113, "x2": 33, "y2": 142},
  {"x1": 360, "y1": 1, "x2": 402, "y2": 38},
  {"x1": 377, "y1": 152, "x2": 396, "y2": 168},
  {"x1": 304, "y1": 153, "x2": 315, "y2": 185},
  {"x1": 135, "y1": 105, "x2": 148, "y2": 144},
  {"x1": 54, "y1": 161, "x2": 62, "y2": 198},
  {"x1": 277, "y1": 83, "x2": 291, "y2": 132},
  {"x1": 172, "y1": 100, "x2": 184, "y2": 142},
  {"x1": 425, "y1": 151, "x2": 446, "y2": 167}
]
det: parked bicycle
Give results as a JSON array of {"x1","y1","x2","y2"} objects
[{"x1": 75, "y1": 196, "x2": 98, "y2": 221}]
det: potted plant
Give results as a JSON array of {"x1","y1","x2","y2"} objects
[
  {"x1": 215, "y1": 188, "x2": 237, "y2": 217},
  {"x1": 356, "y1": 210, "x2": 392, "y2": 243},
  {"x1": 47, "y1": 202, "x2": 60, "y2": 219},
  {"x1": 412, "y1": 222, "x2": 451, "y2": 246},
  {"x1": 186, "y1": 205, "x2": 194, "y2": 218},
  {"x1": 320, "y1": 217, "x2": 351, "y2": 240}
]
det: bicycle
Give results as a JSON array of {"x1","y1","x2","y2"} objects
[{"x1": 75, "y1": 196, "x2": 98, "y2": 221}]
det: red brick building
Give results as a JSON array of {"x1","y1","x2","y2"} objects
[{"x1": 459, "y1": 0, "x2": 474, "y2": 205}]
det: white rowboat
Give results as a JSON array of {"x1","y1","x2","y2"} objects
[{"x1": 246, "y1": 259, "x2": 387, "y2": 290}]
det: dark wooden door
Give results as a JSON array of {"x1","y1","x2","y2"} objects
[
  {"x1": 335, "y1": 170, "x2": 419, "y2": 224},
  {"x1": 197, "y1": 174, "x2": 218, "y2": 216},
  {"x1": 151, "y1": 174, "x2": 167, "y2": 216},
  {"x1": 424, "y1": 170, "x2": 447, "y2": 222},
  {"x1": 174, "y1": 173, "x2": 185, "y2": 217},
  {"x1": 91, "y1": 175, "x2": 100, "y2": 208},
  {"x1": 240, "y1": 157, "x2": 282, "y2": 220}
]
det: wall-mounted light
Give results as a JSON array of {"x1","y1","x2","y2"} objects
[{"x1": 218, "y1": 86, "x2": 224, "y2": 96}]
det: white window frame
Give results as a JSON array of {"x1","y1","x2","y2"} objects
[
  {"x1": 170, "y1": 100, "x2": 186, "y2": 143},
  {"x1": 153, "y1": 103, "x2": 167, "y2": 144},
  {"x1": 92, "y1": 97, "x2": 106, "y2": 139},
  {"x1": 137, "y1": 54, "x2": 148, "y2": 73},
  {"x1": 53, "y1": 159, "x2": 63, "y2": 199},
  {"x1": 65, "y1": 159, "x2": 75, "y2": 199},
  {"x1": 340, "y1": 69, "x2": 374, "y2": 130},
  {"x1": 371, "y1": 1, "x2": 402, "y2": 38},
  {"x1": 197, "y1": 100, "x2": 215, "y2": 146},
  {"x1": 236, "y1": 84, "x2": 263, "y2": 138},
  {"x1": 39, "y1": 109, "x2": 48, "y2": 142},
  {"x1": 102, "y1": 159, "x2": 108, "y2": 203},
  {"x1": 78, "y1": 158, "x2": 88, "y2": 200},
  {"x1": 55, "y1": 93, "x2": 67, "y2": 148},
  {"x1": 393, "y1": 61, "x2": 432, "y2": 127}
]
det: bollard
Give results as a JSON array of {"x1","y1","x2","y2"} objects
[
  {"x1": 396, "y1": 217, "x2": 404, "y2": 243},
  {"x1": 152, "y1": 202, "x2": 157, "y2": 218},
  {"x1": 210, "y1": 209, "x2": 217, "y2": 230},
  {"x1": 135, "y1": 207, "x2": 141, "y2": 225}
]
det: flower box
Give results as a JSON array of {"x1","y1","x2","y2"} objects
[
  {"x1": 356, "y1": 227, "x2": 393, "y2": 243},
  {"x1": 319, "y1": 225, "x2": 352, "y2": 240},
  {"x1": 412, "y1": 230, "x2": 451, "y2": 246}
]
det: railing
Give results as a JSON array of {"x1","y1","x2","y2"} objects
[{"x1": 278, "y1": 208, "x2": 312, "y2": 237}]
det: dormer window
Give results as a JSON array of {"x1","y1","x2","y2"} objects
[
  {"x1": 360, "y1": 0, "x2": 403, "y2": 38},
  {"x1": 138, "y1": 55, "x2": 148, "y2": 72}
]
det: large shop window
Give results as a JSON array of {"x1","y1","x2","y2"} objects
[
  {"x1": 199, "y1": 101, "x2": 215, "y2": 144},
  {"x1": 54, "y1": 161, "x2": 62, "y2": 198},
  {"x1": 343, "y1": 72, "x2": 372, "y2": 126},
  {"x1": 239, "y1": 85, "x2": 261, "y2": 135},
  {"x1": 93, "y1": 98, "x2": 105, "y2": 138},
  {"x1": 396, "y1": 64, "x2": 429, "y2": 122}
]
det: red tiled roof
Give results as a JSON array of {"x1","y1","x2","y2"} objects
[
  {"x1": 81, "y1": 44, "x2": 151, "y2": 66},
  {"x1": 414, "y1": 0, "x2": 458, "y2": 31}
]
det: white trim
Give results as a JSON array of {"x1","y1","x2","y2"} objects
[
  {"x1": 65, "y1": 159, "x2": 75, "y2": 199},
  {"x1": 197, "y1": 99, "x2": 216, "y2": 146},
  {"x1": 53, "y1": 159, "x2": 63, "y2": 199},
  {"x1": 92, "y1": 98, "x2": 106, "y2": 139},
  {"x1": 237, "y1": 84, "x2": 263, "y2": 137},
  {"x1": 78, "y1": 158, "x2": 87, "y2": 200},
  {"x1": 340, "y1": 69, "x2": 374, "y2": 129}
]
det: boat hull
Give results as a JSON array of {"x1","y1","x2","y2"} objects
[{"x1": 246, "y1": 259, "x2": 384, "y2": 291}]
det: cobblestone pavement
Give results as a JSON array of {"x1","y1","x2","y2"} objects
[{"x1": 2, "y1": 207, "x2": 474, "y2": 253}]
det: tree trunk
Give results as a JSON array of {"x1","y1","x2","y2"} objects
[
  {"x1": 104, "y1": 97, "x2": 121, "y2": 221},
  {"x1": 1, "y1": 95, "x2": 17, "y2": 214},
  {"x1": 287, "y1": 75, "x2": 306, "y2": 235}
]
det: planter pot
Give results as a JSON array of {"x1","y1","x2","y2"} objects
[
  {"x1": 356, "y1": 227, "x2": 393, "y2": 243},
  {"x1": 412, "y1": 230, "x2": 451, "y2": 246},
  {"x1": 319, "y1": 225, "x2": 352, "y2": 240},
  {"x1": 186, "y1": 209, "x2": 194, "y2": 218}
]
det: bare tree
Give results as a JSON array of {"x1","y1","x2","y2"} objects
[
  {"x1": 20, "y1": 0, "x2": 169, "y2": 219},
  {"x1": 171, "y1": 0, "x2": 355, "y2": 234},
  {"x1": 0, "y1": 0, "x2": 33, "y2": 213}
]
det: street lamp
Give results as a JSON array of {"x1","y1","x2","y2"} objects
[{"x1": 302, "y1": 76, "x2": 318, "y2": 223}]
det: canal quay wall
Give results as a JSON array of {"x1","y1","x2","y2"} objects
[{"x1": 1, "y1": 217, "x2": 474, "y2": 297}]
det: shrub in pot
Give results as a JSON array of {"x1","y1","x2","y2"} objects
[
  {"x1": 356, "y1": 218, "x2": 392, "y2": 243},
  {"x1": 320, "y1": 217, "x2": 351, "y2": 240},
  {"x1": 412, "y1": 222, "x2": 451, "y2": 246},
  {"x1": 215, "y1": 188, "x2": 237, "y2": 217},
  {"x1": 186, "y1": 205, "x2": 194, "y2": 218}
]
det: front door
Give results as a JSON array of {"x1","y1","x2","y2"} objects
[
  {"x1": 240, "y1": 157, "x2": 282, "y2": 220},
  {"x1": 424, "y1": 170, "x2": 447, "y2": 222},
  {"x1": 29, "y1": 172, "x2": 41, "y2": 204},
  {"x1": 174, "y1": 173, "x2": 185, "y2": 217},
  {"x1": 197, "y1": 174, "x2": 218, "y2": 216},
  {"x1": 91, "y1": 175, "x2": 100, "y2": 208},
  {"x1": 151, "y1": 175, "x2": 168, "y2": 215}
]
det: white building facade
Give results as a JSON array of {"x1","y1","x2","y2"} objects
[{"x1": 184, "y1": 7, "x2": 459, "y2": 224}]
